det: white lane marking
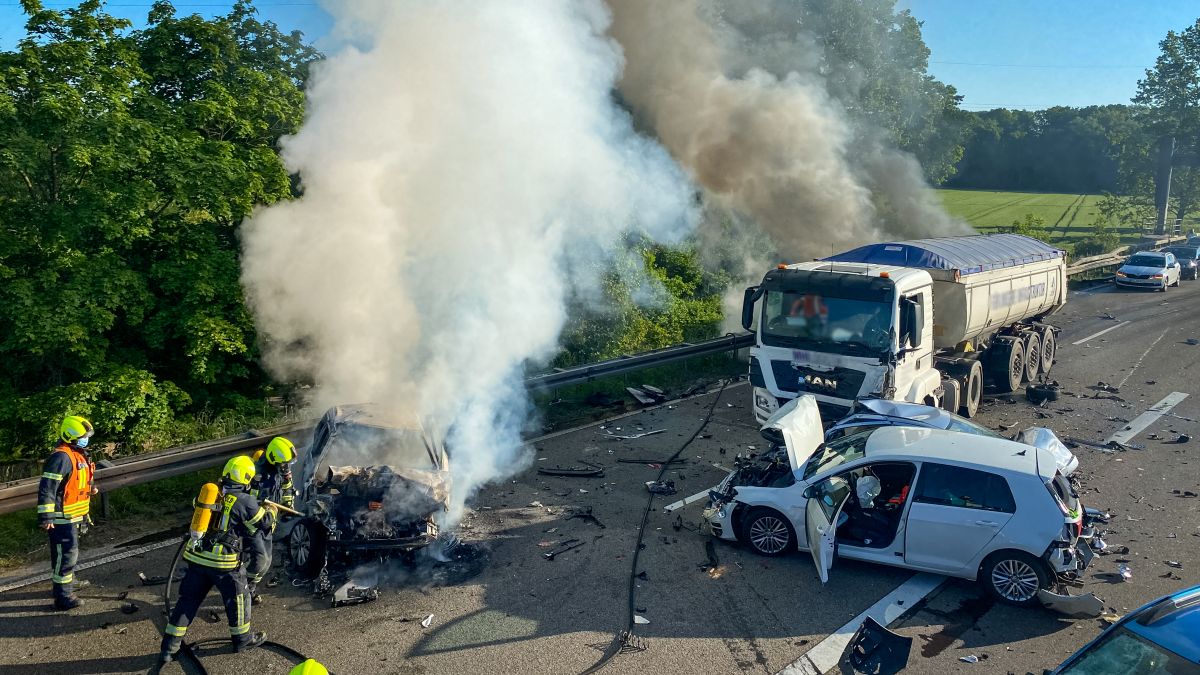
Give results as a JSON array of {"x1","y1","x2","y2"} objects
[
  {"x1": 0, "y1": 537, "x2": 180, "y2": 594},
  {"x1": 1108, "y1": 392, "x2": 1189, "y2": 445},
  {"x1": 662, "y1": 488, "x2": 716, "y2": 513},
  {"x1": 1116, "y1": 328, "x2": 1170, "y2": 389},
  {"x1": 1071, "y1": 321, "x2": 1130, "y2": 345},
  {"x1": 777, "y1": 573, "x2": 945, "y2": 675}
]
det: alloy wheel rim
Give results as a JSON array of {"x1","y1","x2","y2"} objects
[
  {"x1": 750, "y1": 516, "x2": 788, "y2": 553},
  {"x1": 992, "y1": 558, "x2": 1039, "y2": 602},
  {"x1": 292, "y1": 525, "x2": 310, "y2": 566}
]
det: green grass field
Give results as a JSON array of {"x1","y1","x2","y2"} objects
[{"x1": 936, "y1": 189, "x2": 1110, "y2": 242}]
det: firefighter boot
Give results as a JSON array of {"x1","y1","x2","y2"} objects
[
  {"x1": 53, "y1": 589, "x2": 83, "y2": 610},
  {"x1": 233, "y1": 631, "x2": 267, "y2": 652},
  {"x1": 158, "y1": 635, "x2": 182, "y2": 664}
]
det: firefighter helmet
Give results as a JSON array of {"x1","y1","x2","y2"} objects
[
  {"x1": 60, "y1": 415, "x2": 94, "y2": 445},
  {"x1": 265, "y1": 437, "x2": 296, "y2": 465},
  {"x1": 288, "y1": 659, "x2": 329, "y2": 675},
  {"x1": 222, "y1": 455, "x2": 257, "y2": 486}
]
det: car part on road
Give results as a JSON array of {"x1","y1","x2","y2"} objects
[
  {"x1": 615, "y1": 458, "x2": 686, "y2": 465},
  {"x1": 138, "y1": 571, "x2": 168, "y2": 586},
  {"x1": 1026, "y1": 382, "x2": 1060, "y2": 404},
  {"x1": 330, "y1": 578, "x2": 380, "y2": 608},
  {"x1": 565, "y1": 506, "x2": 606, "y2": 529},
  {"x1": 837, "y1": 616, "x2": 912, "y2": 675},
  {"x1": 598, "y1": 429, "x2": 665, "y2": 440},
  {"x1": 543, "y1": 539, "x2": 585, "y2": 560},
  {"x1": 645, "y1": 480, "x2": 677, "y2": 495},
  {"x1": 1037, "y1": 588, "x2": 1105, "y2": 617},
  {"x1": 537, "y1": 462, "x2": 604, "y2": 477}
]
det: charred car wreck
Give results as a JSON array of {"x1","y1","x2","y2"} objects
[{"x1": 288, "y1": 405, "x2": 451, "y2": 580}]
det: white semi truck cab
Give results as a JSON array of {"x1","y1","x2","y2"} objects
[{"x1": 743, "y1": 234, "x2": 1067, "y2": 424}]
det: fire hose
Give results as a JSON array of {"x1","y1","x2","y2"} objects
[
  {"x1": 578, "y1": 378, "x2": 729, "y2": 675},
  {"x1": 160, "y1": 534, "x2": 322, "y2": 674}
]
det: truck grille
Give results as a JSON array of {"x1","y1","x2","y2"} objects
[{"x1": 770, "y1": 361, "x2": 867, "y2": 399}]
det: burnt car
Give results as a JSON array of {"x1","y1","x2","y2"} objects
[{"x1": 287, "y1": 405, "x2": 450, "y2": 577}]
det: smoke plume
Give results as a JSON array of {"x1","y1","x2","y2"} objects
[
  {"x1": 607, "y1": 0, "x2": 972, "y2": 263},
  {"x1": 240, "y1": 0, "x2": 694, "y2": 523}
]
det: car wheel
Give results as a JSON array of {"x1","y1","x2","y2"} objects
[
  {"x1": 981, "y1": 551, "x2": 1050, "y2": 607},
  {"x1": 1039, "y1": 327, "x2": 1056, "y2": 374},
  {"x1": 1023, "y1": 333, "x2": 1041, "y2": 382},
  {"x1": 739, "y1": 507, "x2": 794, "y2": 557},
  {"x1": 957, "y1": 360, "x2": 983, "y2": 418},
  {"x1": 288, "y1": 518, "x2": 329, "y2": 579}
]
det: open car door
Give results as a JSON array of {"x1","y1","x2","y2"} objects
[{"x1": 805, "y1": 475, "x2": 852, "y2": 583}]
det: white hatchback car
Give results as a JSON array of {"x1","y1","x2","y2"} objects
[{"x1": 705, "y1": 396, "x2": 1096, "y2": 609}]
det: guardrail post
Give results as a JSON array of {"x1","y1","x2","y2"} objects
[{"x1": 96, "y1": 459, "x2": 114, "y2": 519}]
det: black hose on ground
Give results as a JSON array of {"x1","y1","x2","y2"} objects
[{"x1": 578, "y1": 378, "x2": 730, "y2": 675}]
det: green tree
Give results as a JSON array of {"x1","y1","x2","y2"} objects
[{"x1": 0, "y1": 1, "x2": 317, "y2": 459}]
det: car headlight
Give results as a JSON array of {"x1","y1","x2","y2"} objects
[
  {"x1": 1152, "y1": 274, "x2": 1164, "y2": 279},
  {"x1": 1115, "y1": 271, "x2": 1127, "y2": 277}
]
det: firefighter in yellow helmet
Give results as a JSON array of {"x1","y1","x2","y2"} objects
[
  {"x1": 247, "y1": 436, "x2": 297, "y2": 603},
  {"x1": 36, "y1": 415, "x2": 96, "y2": 610},
  {"x1": 159, "y1": 455, "x2": 275, "y2": 664}
]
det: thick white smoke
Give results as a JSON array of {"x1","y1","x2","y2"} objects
[
  {"x1": 240, "y1": 0, "x2": 694, "y2": 523},
  {"x1": 607, "y1": 0, "x2": 973, "y2": 263}
]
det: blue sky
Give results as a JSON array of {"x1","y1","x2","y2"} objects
[{"x1": 1, "y1": 1, "x2": 1197, "y2": 111}]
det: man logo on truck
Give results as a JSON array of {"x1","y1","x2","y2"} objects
[{"x1": 802, "y1": 374, "x2": 838, "y2": 393}]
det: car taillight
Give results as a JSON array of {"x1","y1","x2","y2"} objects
[{"x1": 368, "y1": 501, "x2": 383, "y2": 510}]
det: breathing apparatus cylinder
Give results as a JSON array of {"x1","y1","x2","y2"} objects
[{"x1": 190, "y1": 482, "x2": 220, "y2": 540}]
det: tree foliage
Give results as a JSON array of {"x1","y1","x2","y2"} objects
[{"x1": 0, "y1": 0, "x2": 318, "y2": 459}]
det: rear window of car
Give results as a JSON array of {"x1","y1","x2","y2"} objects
[{"x1": 913, "y1": 463, "x2": 1016, "y2": 513}]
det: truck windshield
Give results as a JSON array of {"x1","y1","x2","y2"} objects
[{"x1": 761, "y1": 290, "x2": 891, "y2": 356}]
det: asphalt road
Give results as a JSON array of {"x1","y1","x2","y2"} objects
[{"x1": 1, "y1": 279, "x2": 1198, "y2": 675}]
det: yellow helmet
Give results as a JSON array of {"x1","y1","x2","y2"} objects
[
  {"x1": 222, "y1": 455, "x2": 257, "y2": 486},
  {"x1": 288, "y1": 659, "x2": 329, "y2": 675},
  {"x1": 265, "y1": 437, "x2": 296, "y2": 465},
  {"x1": 60, "y1": 415, "x2": 94, "y2": 445}
]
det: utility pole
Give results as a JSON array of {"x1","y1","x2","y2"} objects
[{"x1": 1154, "y1": 136, "x2": 1175, "y2": 235}]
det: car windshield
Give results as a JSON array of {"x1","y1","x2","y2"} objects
[
  {"x1": 761, "y1": 290, "x2": 891, "y2": 357},
  {"x1": 325, "y1": 422, "x2": 442, "y2": 471},
  {"x1": 1057, "y1": 626, "x2": 1200, "y2": 675},
  {"x1": 803, "y1": 428, "x2": 873, "y2": 480},
  {"x1": 1126, "y1": 254, "x2": 1167, "y2": 268}
]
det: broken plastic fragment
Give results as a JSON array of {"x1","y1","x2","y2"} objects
[
  {"x1": 1037, "y1": 589, "x2": 1105, "y2": 618},
  {"x1": 633, "y1": 615, "x2": 650, "y2": 625},
  {"x1": 1164, "y1": 560, "x2": 1183, "y2": 569},
  {"x1": 959, "y1": 655, "x2": 979, "y2": 663},
  {"x1": 421, "y1": 614, "x2": 434, "y2": 628},
  {"x1": 1117, "y1": 563, "x2": 1132, "y2": 580}
]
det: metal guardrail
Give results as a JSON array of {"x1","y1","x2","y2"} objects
[
  {"x1": 4, "y1": 235, "x2": 1177, "y2": 515},
  {"x1": 1065, "y1": 235, "x2": 1188, "y2": 277},
  {"x1": 0, "y1": 334, "x2": 753, "y2": 515}
]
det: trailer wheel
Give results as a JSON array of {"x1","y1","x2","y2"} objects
[
  {"x1": 1023, "y1": 333, "x2": 1041, "y2": 382},
  {"x1": 940, "y1": 378, "x2": 961, "y2": 413},
  {"x1": 958, "y1": 360, "x2": 983, "y2": 418},
  {"x1": 1039, "y1": 327, "x2": 1056, "y2": 373},
  {"x1": 991, "y1": 338, "x2": 1024, "y2": 393}
]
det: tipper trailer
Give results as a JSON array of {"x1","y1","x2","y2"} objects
[{"x1": 742, "y1": 234, "x2": 1067, "y2": 423}]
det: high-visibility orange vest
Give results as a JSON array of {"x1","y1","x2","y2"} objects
[{"x1": 53, "y1": 443, "x2": 94, "y2": 522}]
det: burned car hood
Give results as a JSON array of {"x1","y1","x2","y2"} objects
[{"x1": 323, "y1": 465, "x2": 450, "y2": 515}]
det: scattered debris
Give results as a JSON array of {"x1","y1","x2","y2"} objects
[
  {"x1": 599, "y1": 429, "x2": 665, "y2": 440},
  {"x1": 616, "y1": 458, "x2": 686, "y2": 465},
  {"x1": 421, "y1": 614, "x2": 434, "y2": 628},
  {"x1": 116, "y1": 590, "x2": 128, "y2": 601},
  {"x1": 1098, "y1": 545, "x2": 1129, "y2": 556},
  {"x1": 585, "y1": 392, "x2": 619, "y2": 407},
  {"x1": 543, "y1": 539, "x2": 585, "y2": 560},
  {"x1": 1173, "y1": 434, "x2": 1191, "y2": 444},
  {"x1": 1101, "y1": 313, "x2": 1118, "y2": 321},
  {"x1": 1173, "y1": 490, "x2": 1198, "y2": 498},
  {"x1": 138, "y1": 571, "x2": 167, "y2": 586},
  {"x1": 645, "y1": 480, "x2": 677, "y2": 496},
  {"x1": 565, "y1": 506, "x2": 606, "y2": 529},
  {"x1": 331, "y1": 579, "x2": 380, "y2": 608},
  {"x1": 1117, "y1": 564, "x2": 1133, "y2": 581},
  {"x1": 115, "y1": 626, "x2": 127, "y2": 635},
  {"x1": 837, "y1": 616, "x2": 912, "y2": 675},
  {"x1": 119, "y1": 602, "x2": 138, "y2": 615},
  {"x1": 635, "y1": 571, "x2": 649, "y2": 581},
  {"x1": 265, "y1": 574, "x2": 281, "y2": 589},
  {"x1": 529, "y1": 501, "x2": 544, "y2": 508},
  {"x1": 1186, "y1": 338, "x2": 1199, "y2": 346},
  {"x1": 1094, "y1": 382, "x2": 1120, "y2": 393},
  {"x1": 1164, "y1": 561, "x2": 1183, "y2": 569},
  {"x1": 959, "y1": 655, "x2": 980, "y2": 663},
  {"x1": 1161, "y1": 572, "x2": 1183, "y2": 580},
  {"x1": 633, "y1": 615, "x2": 650, "y2": 625},
  {"x1": 205, "y1": 609, "x2": 220, "y2": 623},
  {"x1": 537, "y1": 462, "x2": 604, "y2": 478},
  {"x1": 1100, "y1": 612, "x2": 1121, "y2": 624}
]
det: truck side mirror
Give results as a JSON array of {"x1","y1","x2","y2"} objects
[
  {"x1": 900, "y1": 297, "x2": 923, "y2": 349},
  {"x1": 742, "y1": 286, "x2": 762, "y2": 331}
]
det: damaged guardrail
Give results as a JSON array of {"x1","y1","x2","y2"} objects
[{"x1": 0, "y1": 333, "x2": 753, "y2": 515}]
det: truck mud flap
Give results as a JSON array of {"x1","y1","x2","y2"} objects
[
  {"x1": 1037, "y1": 589, "x2": 1104, "y2": 618},
  {"x1": 838, "y1": 616, "x2": 912, "y2": 675}
]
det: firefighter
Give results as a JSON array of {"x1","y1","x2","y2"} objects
[
  {"x1": 159, "y1": 455, "x2": 274, "y2": 664},
  {"x1": 37, "y1": 415, "x2": 96, "y2": 610},
  {"x1": 247, "y1": 436, "x2": 296, "y2": 602}
]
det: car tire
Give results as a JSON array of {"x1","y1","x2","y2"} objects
[
  {"x1": 980, "y1": 550, "x2": 1051, "y2": 607},
  {"x1": 1039, "y1": 326, "x2": 1056, "y2": 374},
  {"x1": 957, "y1": 360, "x2": 983, "y2": 418},
  {"x1": 739, "y1": 507, "x2": 795, "y2": 557},
  {"x1": 990, "y1": 337, "x2": 1024, "y2": 394},
  {"x1": 1022, "y1": 332, "x2": 1041, "y2": 383},
  {"x1": 288, "y1": 518, "x2": 329, "y2": 579}
]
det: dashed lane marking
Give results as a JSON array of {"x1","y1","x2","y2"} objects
[
  {"x1": 1071, "y1": 321, "x2": 1130, "y2": 345},
  {"x1": 1107, "y1": 392, "x2": 1189, "y2": 445}
]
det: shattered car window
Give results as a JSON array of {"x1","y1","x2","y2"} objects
[
  {"x1": 1057, "y1": 628, "x2": 1198, "y2": 675},
  {"x1": 944, "y1": 416, "x2": 1003, "y2": 438},
  {"x1": 803, "y1": 429, "x2": 872, "y2": 481}
]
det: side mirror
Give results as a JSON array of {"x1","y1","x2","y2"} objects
[
  {"x1": 900, "y1": 297, "x2": 923, "y2": 349},
  {"x1": 741, "y1": 286, "x2": 762, "y2": 331},
  {"x1": 802, "y1": 485, "x2": 819, "y2": 500}
]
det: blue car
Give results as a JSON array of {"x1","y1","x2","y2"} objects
[{"x1": 1048, "y1": 585, "x2": 1200, "y2": 674}]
